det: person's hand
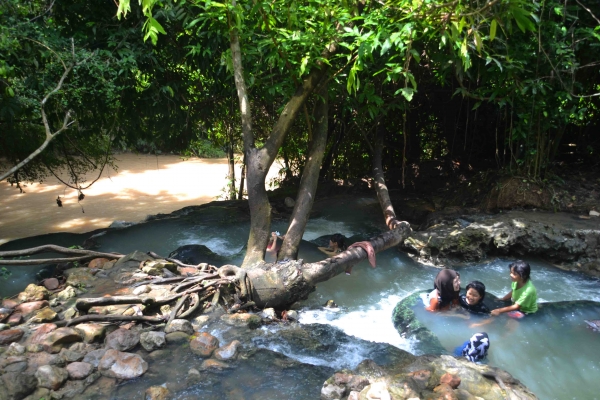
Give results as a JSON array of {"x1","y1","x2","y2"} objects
[{"x1": 490, "y1": 309, "x2": 502, "y2": 316}]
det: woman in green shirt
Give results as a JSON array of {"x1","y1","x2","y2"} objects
[{"x1": 491, "y1": 260, "x2": 538, "y2": 317}]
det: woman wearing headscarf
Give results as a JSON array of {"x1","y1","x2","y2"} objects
[{"x1": 425, "y1": 269, "x2": 461, "y2": 311}]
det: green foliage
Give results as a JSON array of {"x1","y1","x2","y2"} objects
[{"x1": 0, "y1": 267, "x2": 11, "y2": 280}]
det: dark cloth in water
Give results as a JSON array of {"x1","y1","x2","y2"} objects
[
  {"x1": 456, "y1": 332, "x2": 490, "y2": 362},
  {"x1": 459, "y1": 294, "x2": 490, "y2": 314}
]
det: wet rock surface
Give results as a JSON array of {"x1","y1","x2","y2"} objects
[{"x1": 402, "y1": 210, "x2": 600, "y2": 275}]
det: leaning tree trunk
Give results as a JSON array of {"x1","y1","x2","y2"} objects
[
  {"x1": 244, "y1": 125, "x2": 411, "y2": 308},
  {"x1": 278, "y1": 83, "x2": 329, "y2": 260}
]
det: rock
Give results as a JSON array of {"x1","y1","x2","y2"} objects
[
  {"x1": 284, "y1": 310, "x2": 299, "y2": 321},
  {"x1": 433, "y1": 383, "x2": 458, "y2": 399},
  {"x1": 0, "y1": 329, "x2": 24, "y2": 345},
  {"x1": 98, "y1": 349, "x2": 148, "y2": 379},
  {"x1": 141, "y1": 260, "x2": 177, "y2": 276},
  {"x1": 199, "y1": 359, "x2": 230, "y2": 371},
  {"x1": 590, "y1": 210, "x2": 600, "y2": 217},
  {"x1": 66, "y1": 361, "x2": 94, "y2": 380},
  {"x1": 2, "y1": 299, "x2": 19, "y2": 309},
  {"x1": 140, "y1": 331, "x2": 166, "y2": 352},
  {"x1": 62, "y1": 306, "x2": 79, "y2": 320},
  {"x1": 56, "y1": 286, "x2": 78, "y2": 301},
  {"x1": 17, "y1": 284, "x2": 49, "y2": 303},
  {"x1": 35, "y1": 365, "x2": 69, "y2": 390},
  {"x1": 0, "y1": 323, "x2": 9, "y2": 331},
  {"x1": 220, "y1": 313, "x2": 261, "y2": 329},
  {"x1": 145, "y1": 385, "x2": 170, "y2": 400},
  {"x1": 260, "y1": 308, "x2": 277, "y2": 320},
  {"x1": 359, "y1": 382, "x2": 392, "y2": 400},
  {"x1": 177, "y1": 266, "x2": 200, "y2": 276},
  {"x1": 113, "y1": 250, "x2": 153, "y2": 270},
  {"x1": 0, "y1": 355, "x2": 27, "y2": 370},
  {"x1": 284, "y1": 197, "x2": 295, "y2": 208},
  {"x1": 213, "y1": 340, "x2": 241, "y2": 361},
  {"x1": 29, "y1": 307, "x2": 56, "y2": 323},
  {"x1": 26, "y1": 344, "x2": 44, "y2": 353},
  {"x1": 82, "y1": 348, "x2": 107, "y2": 368},
  {"x1": 64, "y1": 267, "x2": 96, "y2": 288},
  {"x1": 60, "y1": 348, "x2": 84, "y2": 362},
  {"x1": 165, "y1": 332, "x2": 189, "y2": 344},
  {"x1": 74, "y1": 323, "x2": 106, "y2": 343},
  {"x1": 165, "y1": 319, "x2": 194, "y2": 335},
  {"x1": 440, "y1": 372, "x2": 461, "y2": 389},
  {"x1": 190, "y1": 332, "x2": 219, "y2": 358},
  {"x1": 105, "y1": 328, "x2": 140, "y2": 351},
  {"x1": 15, "y1": 300, "x2": 49, "y2": 318},
  {"x1": 7, "y1": 313, "x2": 22, "y2": 325},
  {"x1": 133, "y1": 285, "x2": 150, "y2": 295},
  {"x1": 43, "y1": 278, "x2": 60, "y2": 290},
  {"x1": 0, "y1": 371, "x2": 37, "y2": 400},
  {"x1": 167, "y1": 244, "x2": 227, "y2": 266},
  {"x1": 22, "y1": 388, "x2": 51, "y2": 400},
  {"x1": 25, "y1": 351, "x2": 65, "y2": 372},
  {"x1": 6, "y1": 342, "x2": 26, "y2": 356},
  {"x1": 88, "y1": 258, "x2": 111, "y2": 269},
  {"x1": 41, "y1": 327, "x2": 82, "y2": 353},
  {"x1": 191, "y1": 315, "x2": 210, "y2": 329},
  {"x1": 27, "y1": 323, "x2": 57, "y2": 345}
]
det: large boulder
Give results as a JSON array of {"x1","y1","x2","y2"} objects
[
  {"x1": 98, "y1": 349, "x2": 148, "y2": 379},
  {"x1": 402, "y1": 210, "x2": 600, "y2": 275},
  {"x1": 168, "y1": 244, "x2": 227, "y2": 266},
  {"x1": 15, "y1": 301, "x2": 49, "y2": 318},
  {"x1": 104, "y1": 328, "x2": 140, "y2": 351}
]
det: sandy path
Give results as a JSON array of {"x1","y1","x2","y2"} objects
[{"x1": 0, "y1": 153, "x2": 282, "y2": 244}]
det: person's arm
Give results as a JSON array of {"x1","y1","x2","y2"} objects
[
  {"x1": 425, "y1": 292, "x2": 439, "y2": 312},
  {"x1": 490, "y1": 302, "x2": 520, "y2": 316},
  {"x1": 317, "y1": 247, "x2": 337, "y2": 257},
  {"x1": 500, "y1": 290, "x2": 512, "y2": 301}
]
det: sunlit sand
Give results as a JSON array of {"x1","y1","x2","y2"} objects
[{"x1": 0, "y1": 153, "x2": 282, "y2": 244}]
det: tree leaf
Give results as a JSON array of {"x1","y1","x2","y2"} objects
[{"x1": 490, "y1": 19, "x2": 497, "y2": 41}]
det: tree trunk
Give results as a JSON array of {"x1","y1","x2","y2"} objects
[
  {"x1": 228, "y1": 132, "x2": 236, "y2": 200},
  {"x1": 279, "y1": 83, "x2": 329, "y2": 260},
  {"x1": 238, "y1": 155, "x2": 246, "y2": 200}
]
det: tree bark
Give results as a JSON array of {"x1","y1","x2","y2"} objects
[
  {"x1": 373, "y1": 128, "x2": 402, "y2": 229},
  {"x1": 228, "y1": 133, "x2": 236, "y2": 200},
  {"x1": 279, "y1": 83, "x2": 329, "y2": 260}
]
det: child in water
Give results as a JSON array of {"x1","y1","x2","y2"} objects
[
  {"x1": 491, "y1": 260, "x2": 538, "y2": 317},
  {"x1": 317, "y1": 233, "x2": 345, "y2": 257},
  {"x1": 425, "y1": 269, "x2": 461, "y2": 312},
  {"x1": 459, "y1": 281, "x2": 490, "y2": 315}
]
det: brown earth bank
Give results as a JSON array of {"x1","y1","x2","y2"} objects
[{"x1": 0, "y1": 153, "x2": 282, "y2": 245}]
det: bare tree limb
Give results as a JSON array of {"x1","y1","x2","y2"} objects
[{"x1": 56, "y1": 314, "x2": 166, "y2": 327}]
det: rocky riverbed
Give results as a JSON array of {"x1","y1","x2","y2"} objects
[{"x1": 0, "y1": 247, "x2": 538, "y2": 400}]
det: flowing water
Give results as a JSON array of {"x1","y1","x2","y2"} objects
[{"x1": 1, "y1": 196, "x2": 600, "y2": 399}]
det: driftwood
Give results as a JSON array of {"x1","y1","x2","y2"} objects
[
  {"x1": 147, "y1": 251, "x2": 218, "y2": 272},
  {"x1": 178, "y1": 292, "x2": 205, "y2": 319},
  {"x1": 167, "y1": 294, "x2": 189, "y2": 325},
  {"x1": 76, "y1": 296, "x2": 156, "y2": 313},
  {"x1": 55, "y1": 314, "x2": 166, "y2": 327},
  {"x1": 0, "y1": 245, "x2": 123, "y2": 266}
]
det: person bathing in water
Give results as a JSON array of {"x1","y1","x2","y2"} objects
[
  {"x1": 459, "y1": 280, "x2": 490, "y2": 315},
  {"x1": 425, "y1": 269, "x2": 461, "y2": 311},
  {"x1": 317, "y1": 233, "x2": 346, "y2": 257},
  {"x1": 490, "y1": 260, "x2": 538, "y2": 317},
  {"x1": 265, "y1": 231, "x2": 285, "y2": 263}
]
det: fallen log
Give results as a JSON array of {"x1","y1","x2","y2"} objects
[
  {"x1": 0, "y1": 245, "x2": 124, "y2": 266},
  {"x1": 55, "y1": 314, "x2": 166, "y2": 327},
  {"x1": 75, "y1": 295, "x2": 156, "y2": 313}
]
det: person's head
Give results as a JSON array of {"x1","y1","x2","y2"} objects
[
  {"x1": 329, "y1": 233, "x2": 345, "y2": 250},
  {"x1": 434, "y1": 269, "x2": 461, "y2": 304},
  {"x1": 465, "y1": 281, "x2": 486, "y2": 305},
  {"x1": 509, "y1": 260, "x2": 531, "y2": 283}
]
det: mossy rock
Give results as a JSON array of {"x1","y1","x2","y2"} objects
[{"x1": 391, "y1": 291, "x2": 446, "y2": 355}]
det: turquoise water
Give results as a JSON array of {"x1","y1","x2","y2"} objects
[{"x1": 1, "y1": 196, "x2": 599, "y2": 399}]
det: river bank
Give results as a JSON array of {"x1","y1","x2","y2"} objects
[{"x1": 0, "y1": 153, "x2": 281, "y2": 245}]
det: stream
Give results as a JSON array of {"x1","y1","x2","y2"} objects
[{"x1": 1, "y1": 196, "x2": 599, "y2": 399}]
